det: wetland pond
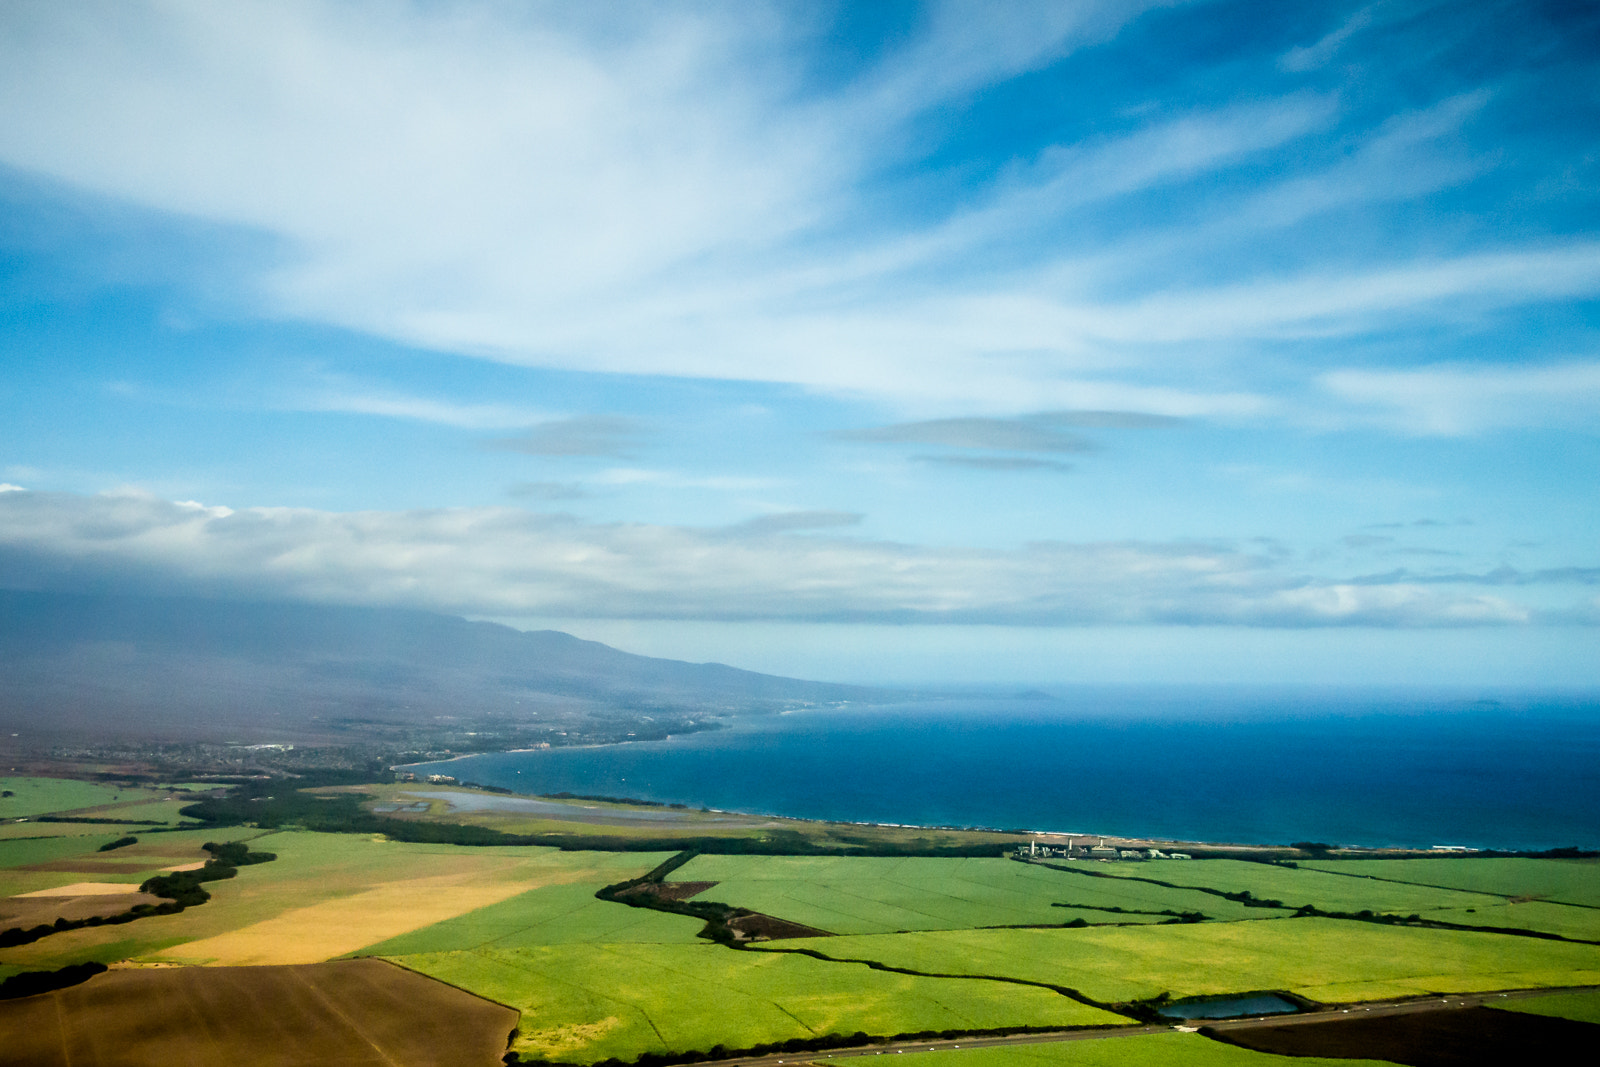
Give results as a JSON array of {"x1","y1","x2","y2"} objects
[{"x1": 1157, "y1": 994, "x2": 1301, "y2": 1019}]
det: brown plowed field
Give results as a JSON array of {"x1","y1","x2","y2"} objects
[
  {"x1": 621, "y1": 880, "x2": 719, "y2": 902},
  {"x1": 0, "y1": 890, "x2": 166, "y2": 928},
  {"x1": 0, "y1": 958, "x2": 518, "y2": 1067},
  {"x1": 1213, "y1": 1006, "x2": 1600, "y2": 1066},
  {"x1": 728, "y1": 910, "x2": 833, "y2": 940}
]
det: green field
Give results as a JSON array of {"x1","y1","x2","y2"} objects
[
  {"x1": 0, "y1": 776, "x2": 141, "y2": 818},
  {"x1": 889, "y1": 1034, "x2": 1391, "y2": 1067},
  {"x1": 394, "y1": 942, "x2": 1125, "y2": 1063},
  {"x1": 668, "y1": 855, "x2": 1282, "y2": 934},
  {"x1": 1302, "y1": 857, "x2": 1600, "y2": 908},
  {"x1": 1423, "y1": 899, "x2": 1600, "y2": 941},
  {"x1": 356, "y1": 880, "x2": 704, "y2": 954},
  {"x1": 760, "y1": 917, "x2": 1600, "y2": 1004},
  {"x1": 0, "y1": 819, "x2": 169, "y2": 841},
  {"x1": 1491, "y1": 988, "x2": 1600, "y2": 1025},
  {"x1": 1091, "y1": 859, "x2": 1504, "y2": 916}
]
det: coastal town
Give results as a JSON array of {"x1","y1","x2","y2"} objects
[{"x1": 1017, "y1": 838, "x2": 1191, "y2": 862}]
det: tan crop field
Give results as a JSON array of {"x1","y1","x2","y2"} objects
[
  {"x1": 162, "y1": 871, "x2": 572, "y2": 965},
  {"x1": 0, "y1": 958, "x2": 517, "y2": 1067},
  {"x1": 2, "y1": 829, "x2": 669, "y2": 972}
]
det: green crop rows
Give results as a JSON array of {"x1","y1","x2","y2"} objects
[
  {"x1": 669, "y1": 855, "x2": 1283, "y2": 934},
  {"x1": 396, "y1": 942, "x2": 1123, "y2": 1063},
  {"x1": 759, "y1": 917, "x2": 1600, "y2": 1005},
  {"x1": 1301, "y1": 857, "x2": 1600, "y2": 908}
]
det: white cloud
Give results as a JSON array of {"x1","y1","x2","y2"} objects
[
  {"x1": 0, "y1": 2, "x2": 1595, "y2": 422},
  {"x1": 0, "y1": 488, "x2": 1579, "y2": 628},
  {"x1": 1278, "y1": 3, "x2": 1380, "y2": 72},
  {"x1": 298, "y1": 391, "x2": 546, "y2": 430},
  {"x1": 591, "y1": 469, "x2": 780, "y2": 492},
  {"x1": 1319, "y1": 360, "x2": 1600, "y2": 435}
]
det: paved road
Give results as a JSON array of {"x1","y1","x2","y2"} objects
[{"x1": 714, "y1": 985, "x2": 1599, "y2": 1067}]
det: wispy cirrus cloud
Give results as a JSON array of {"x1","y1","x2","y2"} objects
[
  {"x1": 490, "y1": 416, "x2": 653, "y2": 458},
  {"x1": 839, "y1": 415, "x2": 1097, "y2": 454},
  {"x1": 3, "y1": 1, "x2": 1590, "y2": 423},
  {"x1": 1319, "y1": 360, "x2": 1600, "y2": 435},
  {"x1": 299, "y1": 390, "x2": 544, "y2": 430},
  {"x1": 0, "y1": 487, "x2": 1574, "y2": 628},
  {"x1": 913, "y1": 456, "x2": 1076, "y2": 473}
]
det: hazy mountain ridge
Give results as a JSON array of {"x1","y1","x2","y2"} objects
[{"x1": 0, "y1": 590, "x2": 892, "y2": 745}]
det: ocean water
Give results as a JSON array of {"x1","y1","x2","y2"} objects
[{"x1": 404, "y1": 688, "x2": 1600, "y2": 850}]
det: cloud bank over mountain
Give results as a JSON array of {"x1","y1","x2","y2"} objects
[{"x1": 2, "y1": 488, "x2": 1575, "y2": 629}]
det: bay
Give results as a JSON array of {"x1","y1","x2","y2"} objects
[{"x1": 404, "y1": 687, "x2": 1600, "y2": 851}]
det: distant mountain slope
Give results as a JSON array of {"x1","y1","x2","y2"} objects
[{"x1": 0, "y1": 590, "x2": 890, "y2": 743}]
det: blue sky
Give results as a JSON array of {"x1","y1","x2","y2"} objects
[{"x1": 1, "y1": 0, "x2": 1598, "y2": 684}]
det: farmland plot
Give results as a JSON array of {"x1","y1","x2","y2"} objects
[
  {"x1": 1090, "y1": 859, "x2": 1503, "y2": 916},
  {"x1": 357, "y1": 880, "x2": 703, "y2": 956},
  {"x1": 0, "y1": 777, "x2": 134, "y2": 818},
  {"x1": 1301, "y1": 857, "x2": 1600, "y2": 908},
  {"x1": 667, "y1": 856, "x2": 1280, "y2": 934},
  {"x1": 396, "y1": 941, "x2": 1124, "y2": 1064},
  {"x1": 761, "y1": 918, "x2": 1600, "y2": 1004},
  {"x1": 0, "y1": 831, "x2": 666, "y2": 972},
  {"x1": 0, "y1": 958, "x2": 516, "y2": 1067}
]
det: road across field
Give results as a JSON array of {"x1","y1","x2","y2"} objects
[{"x1": 714, "y1": 985, "x2": 1600, "y2": 1067}]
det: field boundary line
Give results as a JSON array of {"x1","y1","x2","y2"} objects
[
  {"x1": 746, "y1": 942, "x2": 1130, "y2": 1019},
  {"x1": 289, "y1": 966, "x2": 406, "y2": 1067},
  {"x1": 52, "y1": 990, "x2": 74, "y2": 1067},
  {"x1": 1023, "y1": 858, "x2": 1600, "y2": 944},
  {"x1": 374, "y1": 956, "x2": 526, "y2": 1015}
]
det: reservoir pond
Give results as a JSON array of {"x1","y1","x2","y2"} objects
[{"x1": 1157, "y1": 994, "x2": 1301, "y2": 1019}]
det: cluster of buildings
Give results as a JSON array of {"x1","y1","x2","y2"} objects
[{"x1": 1016, "y1": 837, "x2": 1191, "y2": 861}]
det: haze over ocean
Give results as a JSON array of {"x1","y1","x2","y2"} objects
[{"x1": 410, "y1": 689, "x2": 1600, "y2": 852}]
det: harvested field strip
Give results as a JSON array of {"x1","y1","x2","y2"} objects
[
  {"x1": 666, "y1": 856, "x2": 1275, "y2": 935},
  {"x1": 1211, "y1": 1005, "x2": 1600, "y2": 1066},
  {"x1": 620, "y1": 879, "x2": 718, "y2": 902},
  {"x1": 155, "y1": 872, "x2": 576, "y2": 965},
  {"x1": 759, "y1": 918, "x2": 1600, "y2": 1005},
  {"x1": 887, "y1": 1033, "x2": 1389, "y2": 1067},
  {"x1": 393, "y1": 942, "x2": 1126, "y2": 1064},
  {"x1": 15, "y1": 882, "x2": 144, "y2": 897},
  {"x1": 1301, "y1": 857, "x2": 1600, "y2": 909},
  {"x1": 16, "y1": 859, "x2": 166, "y2": 874},
  {"x1": 0, "y1": 958, "x2": 517, "y2": 1067}
]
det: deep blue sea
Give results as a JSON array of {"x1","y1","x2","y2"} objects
[{"x1": 404, "y1": 688, "x2": 1600, "y2": 851}]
